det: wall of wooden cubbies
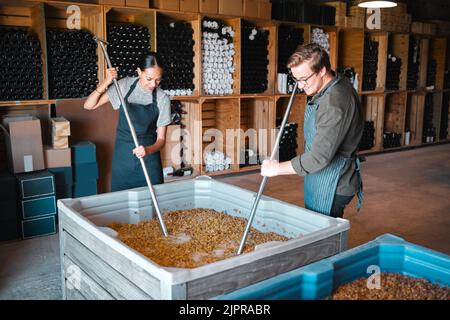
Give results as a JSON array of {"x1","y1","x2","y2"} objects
[{"x1": 0, "y1": 0, "x2": 449, "y2": 192}]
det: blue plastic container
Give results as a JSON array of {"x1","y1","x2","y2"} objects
[{"x1": 215, "y1": 234, "x2": 450, "y2": 300}]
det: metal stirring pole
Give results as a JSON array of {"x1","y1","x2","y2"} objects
[
  {"x1": 95, "y1": 37, "x2": 168, "y2": 236},
  {"x1": 237, "y1": 82, "x2": 299, "y2": 255}
]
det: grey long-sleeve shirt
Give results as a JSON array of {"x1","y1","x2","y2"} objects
[{"x1": 290, "y1": 76, "x2": 364, "y2": 196}]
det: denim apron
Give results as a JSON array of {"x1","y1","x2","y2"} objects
[
  {"x1": 303, "y1": 76, "x2": 363, "y2": 215},
  {"x1": 111, "y1": 79, "x2": 163, "y2": 192}
]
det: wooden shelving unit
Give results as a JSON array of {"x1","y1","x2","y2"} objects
[
  {"x1": 384, "y1": 92, "x2": 407, "y2": 145},
  {"x1": 200, "y1": 97, "x2": 240, "y2": 175},
  {"x1": 388, "y1": 32, "x2": 409, "y2": 91},
  {"x1": 156, "y1": 11, "x2": 202, "y2": 97},
  {"x1": 239, "y1": 97, "x2": 274, "y2": 167},
  {"x1": 338, "y1": 29, "x2": 364, "y2": 92},
  {"x1": 0, "y1": 0, "x2": 449, "y2": 190},
  {"x1": 361, "y1": 94, "x2": 385, "y2": 152},
  {"x1": 240, "y1": 18, "x2": 277, "y2": 96}
]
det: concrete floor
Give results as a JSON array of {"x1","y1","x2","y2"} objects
[
  {"x1": 219, "y1": 143, "x2": 450, "y2": 254},
  {"x1": 0, "y1": 143, "x2": 449, "y2": 299}
]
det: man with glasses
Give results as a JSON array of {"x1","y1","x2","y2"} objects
[{"x1": 261, "y1": 43, "x2": 364, "y2": 218}]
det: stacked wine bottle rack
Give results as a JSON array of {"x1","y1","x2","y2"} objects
[
  {"x1": 385, "y1": 54, "x2": 401, "y2": 91},
  {"x1": 0, "y1": 28, "x2": 42, "y2": 101},
  {"x1": 311, "y1": 27, "x2": 330, "y2": 55},
  {"x1": 359, "y1": 121, "x2": 375, "y2": 151},
  {"x1": 47, "y1": 28, "x2": 98, "y2": 99},
  {"x1": 241, "y1": 23, "x2": 269, "y2": 94},
  {"x1": 362, "y1": 34, "x2": 378, "y2": 91},
  {"x1": 204, "y1": 150, "x2": 232, "y2": 172},
  {"x1": 107, "y1": 24, "x2": 151, "y2": 79},
  {"x1": 407, "y1": 36, "x2": 420, "y2": 90},
  {"x1": 277, "y1": 26, "x2": 304, "y2": 74},
  {"x1": 383, "y1": 132, "x2": 402, "y2": 149},
  {"x1": 170, "y1": 100, "x2": 185, "y2": 126},
  {"x1": 202, "y1": 18, "x2": 235, "y2": 96},
  {"x1": 423, "y1": 94, "x2": 436, "y2": 143},
  {"x1": 426, "y1": 59, "x2": 437, "y2": 87},
  {"x1": 157, "y1": 22, "x2": 195, "y2": 96},
  {"x1": 278, "y1": 122, "x2": 298, "y2": 161},
  {"x1": 440, "y1": 93, "x2": 449, "y2": 140},
  {"x1": 278, "y1": 26, "x2": 304, "y2": 94}
]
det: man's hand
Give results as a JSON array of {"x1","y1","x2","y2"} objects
[
  {"x1": 261, "y1": 160, "x2": 280, "y2": 177},
  {"x1": 133, "y1": 145, "x2": 147, "y2": 159}
]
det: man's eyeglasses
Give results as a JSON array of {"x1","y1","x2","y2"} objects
[{"x1": 291, "y1": 72, "x2": 317, "y2": 85}]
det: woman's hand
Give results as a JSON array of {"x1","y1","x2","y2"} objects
[
  {"x1": 261, "y1": 160, "x2": 280, "y2": 177},
  {"x1": 104, "y1": 67, "x2": 118, "y2": 86},
  {"x1": 133, "y1": 145, "x2": 148, "y2": 159}
]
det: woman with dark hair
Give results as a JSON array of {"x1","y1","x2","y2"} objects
[{"x1": 84, "y1": 51, "x2": 171, "y2": 191}]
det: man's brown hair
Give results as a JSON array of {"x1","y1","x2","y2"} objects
[{"x1": 287, "y1": 43, "x2": 331, "y2": 72}]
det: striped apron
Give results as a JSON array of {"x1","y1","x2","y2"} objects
[{"x1": 303, "y1": 76, "x2": 363, "y2": 215}]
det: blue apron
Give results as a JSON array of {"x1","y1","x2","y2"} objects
[
  {"x1": 303, "y1": 76, "x2": 363, "y2": 215},
  {"x1": 111, "y1": 79, "x2": 163, "y2": 192}
]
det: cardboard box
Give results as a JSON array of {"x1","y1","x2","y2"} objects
[
  {"x1": 180, "y1": 0, "x2": 198, "y2": 12},
  {"x1": 98, "y1": 0, "x2": 126, "y2": 5},
  {"x1": 126, "y1": 0, "x2": 149, "y2": 8},
  {"x1": 258, "y1": 0, "x2": 272, "y2": 20},
  {"x1": 199, "y1": 0, "x2": 218, "y2": 14},
  {"x1": 73, "y1": 162, "x2": 99, "y2": 181},
  {"x1": 21, "y1": 215, "x2": 56, "y2": 239},
  {"x1": 51, "y1": 117, "x2": 70, "y2": 137},
  {"x1": 16, "y1": 170, "x2": 55, "y2": 200},
  {"x1": 52, "y1": 136, "x2": 69, "y2": 150},
  {"x1": 243, "y1": 0, "x2": 258, "y2": 18},
  {"x1": 44, "y1": 146, "x2": 71, "y2": 168},
  {"x1": 151, "y1": 0, "x2": 179, "y2": 10},
  {"x1": 1, "y1": 117, "x2": 45, "y2": 174},
  {"x1": 73, "y1": 180, "x2": 98, "y2": 198},
  {"x1": 219, "y1": 0, "x2": 242, "y2": 16},
  {"x1": 71, "y1": 141, "x2": 97, "y2": 165},
  {"x1": 20, "y1": 196, "x2": 57, "y2": 220}
]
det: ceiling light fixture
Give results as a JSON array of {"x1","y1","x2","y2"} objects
[{"x1": 357, "y1": 1, "x2": 398, "y2": 8}]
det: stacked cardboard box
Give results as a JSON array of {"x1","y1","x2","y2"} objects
[
  {"x1": 258, "y1": 0, "x2": 272, "y2": 20},
  {"x1": 411, "y1": 22, "x2": 437, "y2": 36},
  {"x1": 0, "y1": 172, "x2": 19, "y2": 241},
  {"x1": 151, "y1": 0, "x2": 180, "y2": 10},
  {"x1": 51, "y1": 117, "x2": 70, "y2": 150},
  {"x1": 219, "y1": 0, "x2": 242, "y2": 16},
  {"x1": 243, "y1": 0, "x2": 259, "y2": 18},
  {"x1": 379, "y1": 3, "x2": 411, "y2": 32},
  {"x1": 346, "y1": 6, "x2": 365, "y2": 29},
  {"x1": 71, "y1": 142, "x2": 98, "y2": 198},
  {"x1": 430, "y1": 20, "x2": 450, "y2": 36},
  {"x1": 1, "y1": 116, "x2": 45, "y2": 174},
  {"x1": 16, "y1": 170, "x2": 57, "y2": 239},
  {"x1": 323, "y1": 2, "x2": 364, "y2": 29},
  {"x1": 126, "y1": 0, "x2": 149, "y2": 8}
]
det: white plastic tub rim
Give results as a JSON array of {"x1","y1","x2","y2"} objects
[{"x1": 58, "y1": 176, "x2": 350, "y2": 285}]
